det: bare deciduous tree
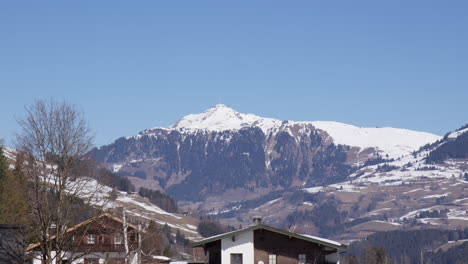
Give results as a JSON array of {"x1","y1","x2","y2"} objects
[
  {"x1": 0, "y1": 224, "x2": 26, "y2": 263},
  {"x1": 16, "y1": 99, "x2": 105, "y2": 263}
]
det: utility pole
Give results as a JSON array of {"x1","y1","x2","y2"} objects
[
  {"x1": 138, "y1": 224, "x2": 142, "y2": 264},
  {"x1": 123, "y1": 210, "x2": 130, "y2": 264}
]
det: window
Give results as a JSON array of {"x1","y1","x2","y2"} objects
[
  {"x1": 298, "y1": 254, "x2": 306, "y2": 264},
  {"x1": 231, "y1": 254, "x2": 243, "y2": 264},
  {"x1": 114, "y1": 233, "x2": 122, "y2": 244},
  {"x1": 87, "y1": 234, "x2": 96, "y2": 244},
  {"x1": 269, "y1": 255, "x2": 276, "y2": 264}
]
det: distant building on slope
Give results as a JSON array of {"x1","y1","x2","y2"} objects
[
  {"x1": 191, "y1": 218, "x2": 347, "y2": 264},
  {"x1": 27, "y1": 213, "x2": 140, "y2": 264}
]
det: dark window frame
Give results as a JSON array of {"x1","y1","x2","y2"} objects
[{"x1": 231, "y1": 253, "x2": 243, "y2": 264}]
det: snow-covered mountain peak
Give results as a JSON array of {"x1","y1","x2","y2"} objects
[
  {"x1": 169, "y1": 104, "x2": 281, "y2": 132},
  {"x1": 144, "y1": 104, "x2": 441, "y2": 159}
]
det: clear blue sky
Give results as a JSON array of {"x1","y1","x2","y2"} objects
[{"x1": 1, "y1": 1, "x2": 467, "y2": 147}]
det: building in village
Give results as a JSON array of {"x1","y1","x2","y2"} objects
[
  {"x1": 27, "y1": 213, "x2": 140, "y2": 264},
  {"x1": 191, "y1": 218, "x2": 347, "y2": 264}
]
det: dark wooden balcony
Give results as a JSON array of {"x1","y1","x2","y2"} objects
[{"x1": 64, "y1": 243, "x2": 131, "y2": 252}]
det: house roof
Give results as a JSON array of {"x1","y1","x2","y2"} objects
[
  {"x1": 26, "y1": 213, "x2": 138, "y2": 251},
  {"x1": 190, "y1": 224, "x2": 348, "y2": 251}
]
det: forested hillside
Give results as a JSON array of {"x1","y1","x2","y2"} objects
[
  {"x1": 426, "y1": 125, "x2": 468, "y2": 163},
  {"x1": 344, "y1": 229, "x2": 468, "y2": 264}
]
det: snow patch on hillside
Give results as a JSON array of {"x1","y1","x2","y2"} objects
[
  {"x1": 112, "y1": 164, "x2": 123, "y2": 173},
  {"x1": 448, "y1": 127, "x2": 468, "y2": 139},
  {"x1": 127, "y1": 211, "x2": 198, "y2": 234},
  {"x1": 3, "y1": 147, "x2": 16, "y2": 160},
  {"x1": 310, "y1": 121, "x2": 440, "y2": 158},
  {"x1": 422, "y1": 193, "x2": 450, "y2": 199},
  {"x1": 117, "y1": 196, "x2": 181, "y2": 219},
  {"x1": 304, "y1": 186, "x2": 324, "y2": 194}
]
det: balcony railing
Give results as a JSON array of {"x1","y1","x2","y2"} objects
[{"x1": 64, "y1": 243, "x2": 133, "y2": 252}]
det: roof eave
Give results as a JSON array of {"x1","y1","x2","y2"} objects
[{"x1": 190, "y1": 225, "x2": 347, "y2": 251}]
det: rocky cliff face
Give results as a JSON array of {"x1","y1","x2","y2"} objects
[{"x1": 90, "y1": 104, "x2": 440, "y2": 202}]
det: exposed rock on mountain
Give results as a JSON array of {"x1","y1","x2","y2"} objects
[{"x1": 90, "y1": 104, "x2": 440, "y2": 202}]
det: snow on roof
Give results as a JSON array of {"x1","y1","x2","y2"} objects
[
  {"x1": 300, "y1": 234, "x2": 343, "y2": 247},
  {"x1": 191, "y1": 224, "x2": 347, "y2": 250},
  {"x1": 193, "y1": 227, "x2": 246, "y2": 242}
]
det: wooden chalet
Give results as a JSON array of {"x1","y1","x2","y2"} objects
[
  {"x1": 27, "y1": 213, "x2": 140, "y2": 264},
  {"x1": 191, "y1": 218, "x2": 347, "y2": 264}
]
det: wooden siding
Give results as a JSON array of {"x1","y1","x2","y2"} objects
[
  {"x1": 31, "y1": 214, "x2": 138, "y2": 253},
  {"x1": 205, "y1": 240, "x2": 221, "y2": 264},
  {"x1": 253, "y1": 229, "x2": 335, "y2": 264}
]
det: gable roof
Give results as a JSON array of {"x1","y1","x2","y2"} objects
[
  {"x1": 190, "y1": 224, "x2": 348, "y2": 251},
  {"x1": 26, "y1": 213, "x2": 137, "y2": 251}
]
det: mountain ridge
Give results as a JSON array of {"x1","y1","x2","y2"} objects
[
  {"x1": 91, "y1": 105, "x2": 443, "y2": 203},
  {"x1": 124, "y1": 104, "x2": 440, "y2": 159}
]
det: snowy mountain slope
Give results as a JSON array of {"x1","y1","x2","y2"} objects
[
  {"x1": 309, "y1": 121, "x2": 440, "y2": 159},
  {"x1": 347, "y1": 124, "x2": 468, "y2": 185},
  {"x1": 143, "y1": 104, "x2": 440, "y2": 159},
  {"x1": 65, "y1": 177, "x2": 201, "y2": 239},
  {"x1": 93, "y1": 104, "x2": 444, "y2": 201},
  {"x1": 1, "y1": 147, "x2": 201, "y2": 239},
  {"x1": 448, "y1": 126, "x2": 468, "y2": 139},
  {"x1": 2, "y1": 147, "x2": 17, "y2": 169}
]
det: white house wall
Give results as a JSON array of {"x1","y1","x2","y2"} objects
[{"x1": 221, "y1": 230, "x2": 254, "y2": 264}]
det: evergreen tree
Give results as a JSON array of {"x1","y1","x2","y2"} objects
[
  {"x1": 0, "y1": 149, "x2": 30, "y2": 225},
  {"x1": 0, "y1": 146, "x2": 30, "y2": 263},
  {"x1": 176, "y1": 229, "x2": 189, "y2": 246},
  {"x1": 138, "y1": 187, "x2": 178, "y2": 213},
  {"x1": 376, "y1": 247, "x2": 388, "y2": 263},
  {"x1": 0, "y1": 145, "x2": 9, "y2": 220},
  {"x1": 0, "y1": 146, "x2": 8, "y2": 186},
  {"x1": 197, "y1": 220, "x2": 226, "y2": 237}
]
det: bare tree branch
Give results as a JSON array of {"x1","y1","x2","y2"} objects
[{"x1": 16, "y1": 99, "x2": 108, "y2": 263}]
